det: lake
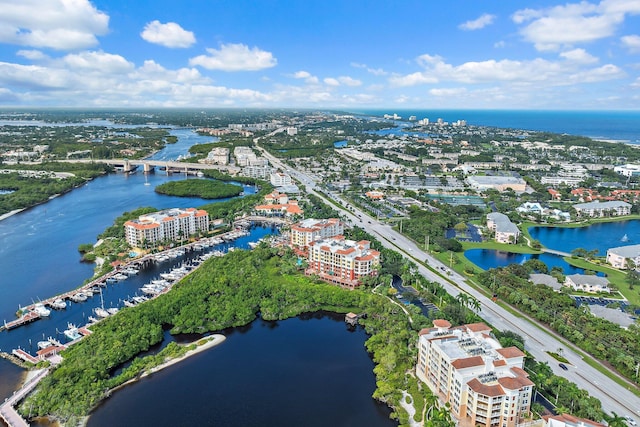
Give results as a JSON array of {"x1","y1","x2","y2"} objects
[{"x1": 87, "y1": 312, "x2": 396, "y2": 427}]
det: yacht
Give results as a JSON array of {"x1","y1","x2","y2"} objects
[
  {"x1": 63, "y1": 323, "x2": 82, "y2": 341},
  {"x1": 38, "y1": 339, "x2": 53, "y2": 350},
  {"x1": 107, "y1": 307, "x2": 119, "y2": 315},
  {"x1": 50, "y1": 299, "x2": 67, "y2": 310},
  {"x1": 71, "y1": 292, "x2": 88, "y2": 303},
  {"x1": 94, "y1": 306, "x2": 110, "y2": 318},
  {"x1": 33, "y1": 303, "x2": 51, "y2": 317}
]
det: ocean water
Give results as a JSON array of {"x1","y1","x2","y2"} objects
[{"x1": 352, "y1": 109, "x2": 640, "y2": 144}]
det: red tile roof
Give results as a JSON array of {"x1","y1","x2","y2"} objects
[
  {"x1": 433, "y1": 319, "x2": 451, "y2": 329},
  {"x1": 467, "y1": 378, "x2": 505, "y2": 397},
  {"x1": 496, "y1": 347, "x2": 525, "y2": 359},
  {"x1": 451, "y1": 356, "x2": 485, "y2": 369}
]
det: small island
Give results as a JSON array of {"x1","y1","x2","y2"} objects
[{"x1": 154, "y1": 179, "x2": 243, "y2": 199}]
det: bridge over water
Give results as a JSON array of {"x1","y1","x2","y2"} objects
[
  {"x1": 540, "y1": 248, "x2": 572, "y2": 257},
  {"x1": 63, "y1": 159, "x2": 241, "y2": 175}
]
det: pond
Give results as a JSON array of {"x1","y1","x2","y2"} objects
[{"x1": 464, "y1": 249, "x2": 605, "y2": 276}]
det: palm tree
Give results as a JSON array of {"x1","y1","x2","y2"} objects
[{"x1": 604, "y1": 412, "x2": 628, "y2": 427}]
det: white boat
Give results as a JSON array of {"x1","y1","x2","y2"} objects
[
  {"x1": 50, "y1": 299, "x2": 67, "y2": 310},
  {"x1": 122, "y1": 267, "x2": 139, "y2": 276},
  {"x1": 33, "y1": 303, "x2": 51, "y2": 317},
  {"x1": 94, "y1": 307, "x2": 110, "y2": 318},
  {"x1": 112, "y1": 273, "x2": 128, "y2": 281},
  {"x1": 63, "y1": 323, "x2": 82, "y2": 341},
  {"x1": 71, "y1": 292, "x2": 88, "y2": 302},
  {"x1": 88, "y1": 316, "x2": 99, "y2": 324},
  {"x1": 622, "y1": 234, "x2": 629, "y2": 242},
  {"x1": 107, "y1": 307, "x2": 119, "y2": 315}
]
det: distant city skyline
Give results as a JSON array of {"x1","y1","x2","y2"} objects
[{"x1": 0, "y1": 0, "x2": 639, "y2": 110}]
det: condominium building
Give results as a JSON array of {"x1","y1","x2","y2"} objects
[
  {"x1": 486, "y1": 213, "x2": 520, "y2": 244},
  {"x1": 417, "y1": 320, "x2": 534, "y2": 427},
  {"x1": 290, "y1": 218, "x2": 344, "y2": 248},
  {"x1": 124, "y1": 208, "x2": 209, "y2": 247},
  {"x1": 606, "y1": 243, "x2": 640, "y2": 269},
  {"x1": 573, "y1": 200, "x2": 631, "y2": 218},
  {"x1": 306, "y1": 236, "x2": 380, "y2": 288},
  {"x1": 270, "y1": 172, "x2": 293, "y2": 187}
]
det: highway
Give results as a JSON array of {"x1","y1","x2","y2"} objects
[{"x1": 257, "y1": 144, "x2": 640, "y2": 420}]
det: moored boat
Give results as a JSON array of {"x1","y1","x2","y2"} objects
[
  {"x1": 33, "y1": 303, "x2": 51, "y2": 317},
  {"x1": 50, "y1": 299, "x2": 67, "y2": 310},
  {"x1": 63, "y1": 323, "x2": 81, "y2": 341}
]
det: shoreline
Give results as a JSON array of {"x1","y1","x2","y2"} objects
[
  {"x1": 0, "y1": 208, "x2": 25, "y2": 222},
  {"x1": 109, "y1": 334, "x2": 226, "y2": 392}
]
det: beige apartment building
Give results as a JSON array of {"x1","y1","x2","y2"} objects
[
  {"x1": 417, "y1": 320, "x2": 534, "y2": 427},
  {"x1": 306, "y1": 236, "x2": 380, "y2": 288},
  {"x1": 124, "y1": 208, "x2": 209, "y2": 247},
  {"x1": 290, "y1": 218, "x2": 344, "y2": 249}
]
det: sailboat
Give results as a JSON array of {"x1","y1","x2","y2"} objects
[
  {"x1": 622, "y1": 234, "x2": 629, "y2": 242},
  {"x1": 94, "y1": 289, "x2": 110, "y2": 318}
]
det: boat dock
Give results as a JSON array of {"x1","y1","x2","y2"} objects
[
  {"x1": 1, "y1": 229, "x2": 247, "y2": 333},
  {"x1": 0, "y1": 368, "x2": 49, "y2": 427},
  {"x1": 2, "y1": 311, "x2": 41, "y2": 332}
]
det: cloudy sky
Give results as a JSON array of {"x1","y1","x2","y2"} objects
[{"x1": 0, "y1": 0, "x2": 639, "y2": 109}]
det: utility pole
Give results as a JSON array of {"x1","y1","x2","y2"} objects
[{"x1": 425, "y1": 235, "x2": 429, "y2": 251}]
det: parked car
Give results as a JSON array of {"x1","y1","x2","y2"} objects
[
  {"x1": 558, "y1": 363, "x2": 568, "y2": 371},
  {"x1": 625, "y1": 416, "x2": 637, "y2": 426}
]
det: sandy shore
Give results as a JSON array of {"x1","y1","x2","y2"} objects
[
  {"x1": 0, "y1": 209, "x2": 24, "y2": 222},
  {"x1": 117, "y1": 334, "x2": 226, "y2": 387}
]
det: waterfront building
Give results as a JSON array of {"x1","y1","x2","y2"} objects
[
  {"x1": 290, "y1": 218, "x2": 344, "y2": 249},
  {"x1": 365, "y1": 190, "x2": 385, "y2": 200},
  {"x1": 573, "y1": 200, "x2": 631, "y2": 218},
  {"x1": 306, "y1": 236, "x2": 380, "y2": 288},
  {"x1": 564, "y1": 274, "x2": 610, "y2": 294},
  {"x1": 486, "y1": 213, "x2": 520, "y2": 244},
  {"x1": 416, "y1": 320, "x2": 534, "y2": 427},
  {"x1": 254, "y1": 192, "x2": 303, "y2": 218},
  {"x1": 270, "y1": 172, "x2": 293, "y2": 187},
  {"x1": 124, "y1": 208, "x2": 209, "y2": 248},
  {"x1": 202, "y1": 147, "x2": 229, "y2": 165},
  {"x1": 606, "y1": 244, "x2": 640, "y2": 269}
]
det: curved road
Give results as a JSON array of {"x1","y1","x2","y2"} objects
[{"x1": 258, "y1": 144, "x2": 640, "y2": 420}]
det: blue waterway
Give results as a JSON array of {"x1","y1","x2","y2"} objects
[
  {"x1": 464, "y1": 249, "x2": 604, "y2": 276},
  {"x1": 529, "y1": 220, "x2": 640, "y2": 256},
  {"x1": 352, "y1": 109, "x2": 640, "y2": 144}
]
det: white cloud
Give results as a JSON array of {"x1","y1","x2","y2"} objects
[
  {"x1": 559, "y1": 48, "x2": 599, "y2": 64},
  {"x1": 337, "y1": 76, "x2": 362, "y2": 86},
  {"x1": 189, "y1": 43, "x2": 277, "y2": 71},
  {"x1": 140, "y1": 21, "x2": 195, "y2": 48},
  {"x1": 16, "y1": 50, "x2": 48, "y2": 61},
  {"x1": 0, "y1": 0, "x2": 109, "y2": 50},
  {"x1": 351, "y1": 62, "x2": 388, "y2": 76},
  {"x1": 62, "y1": 51, "x2": 133, "y2": 73},
  {"x1": 459, "y1": 14, "x2": 496, "y2": 31},
  {"x1": 389, "y1": 52, "x2": 624, "y2": 88},
  {"x1": 429, "y1": 87, "x2": 468, "y2": 97},
  {"x1": 621, "y1": 35, "x2": 640, "y2": 53},
  {"x1": 494, "y1": 41, "x2": 506, "y2": 48},
  {"x1": 292, "y1": 70, "x2": 319, "y2": 84},
  {"x1": 512, "y1": 0, "x2": 640, "y2": 51},
  {"x1": 324, "y1": 77, "x2": 340, "y2": 86}
]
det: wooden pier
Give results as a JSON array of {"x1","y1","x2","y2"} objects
[{"x1": 1, "y1": 311, "x2": 40, "y2": 332}]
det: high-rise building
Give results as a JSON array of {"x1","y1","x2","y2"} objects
[
  {"x1": 124, "y1": 208, "x2": 209, "y2": 247},
  {"x1": 306, "y1": 236, "x2": 380, "y2": 288},
  {"x1": 417, "y1": 320, "x2": 534, "y2": 427},
  {"x1": 290, "y1": 218, "x2": 344, "y2": 248}
]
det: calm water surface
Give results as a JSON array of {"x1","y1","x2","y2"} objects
[
  {"x1": 88, "y1": 313, "x2": 396, "y2": 427},
  {"x1": 529, "y1": 220, "x2": 640, "y2": 256}
]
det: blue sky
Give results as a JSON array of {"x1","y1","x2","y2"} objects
[{"x1": 0, "y1": 0, "x2": 639, "y2": 109}]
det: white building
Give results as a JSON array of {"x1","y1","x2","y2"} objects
[
  {"x1": 270, "y1": 172, "x2": 293, "y2": 187},
  {"x1": 564, "y1": 274, "x2": 610, "y2": 293},
  {"x1": 606, "y1": 244, "x2": 640, "y2": 269},
  {"x1": 203, "y1": 147, "x2": 229, "y2": 165},
  {"x1": 417, "y1": 320, "x2": 534, "y2": 427},
  {"x1": 543, "y1": 414, "x2": 604, "y2": 427},
  {"x1": 466, "y1": 176, "x2": 527, "y2": 193},
  {"x1": 124, "y1": 208, "x2": 209, "y2": 247},
  {"x1": 486, "y1": 213, "x2": 520, "y2": 244},
  {"x1": 286, "y1": 127, "x2": 298, "y2": 136},
  {"x1": 573, "y1": 200, "x2": 631, "y2": 218},
  {"x1": 614, "y1": 164, "x2": 640, "y2": 177}
]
